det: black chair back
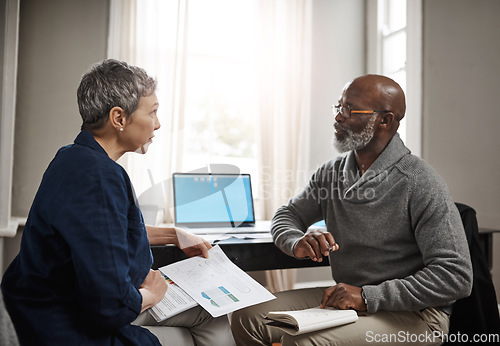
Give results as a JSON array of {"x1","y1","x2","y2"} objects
[{"x1": 444, "y1": 203, "x2": 500, "y2": 344}]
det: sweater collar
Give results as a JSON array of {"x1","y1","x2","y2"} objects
[
  {"x1": 342, "y1": 133, "x2": 410, "y2": 187},
  {"x1": 363, "y1": 132, "x2": 410, "y2": 175}
]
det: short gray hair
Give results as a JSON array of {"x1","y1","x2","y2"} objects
[{"x1": 77, "y1": 59, "x2": 157, "y2": 131}]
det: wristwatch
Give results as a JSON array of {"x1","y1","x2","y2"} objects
[{"x1": 361, "y1": 289, "x2": 368, "y2": 309}]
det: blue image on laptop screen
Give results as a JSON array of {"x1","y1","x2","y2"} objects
[{"x1": 173, "y1": 174, "x2": 255, "y2": 226}]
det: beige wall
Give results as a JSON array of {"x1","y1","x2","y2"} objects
[
  {"x1": 0, "y1": 1, "x2": 6, "y2": 90},
  {"x1": 309, "y1": 0, "x2": 365, "y2": 169},
  {"x1": 12, "y1": 0, "x2": 109, "y2": 217},
  {"x1": 3, "y1": 0, "x2": 108, "y2": 271},
  {"x1": 422, "y1": 0, "x2": 500, "y2": 299}
]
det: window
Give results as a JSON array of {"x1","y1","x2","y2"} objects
[
  {"x1": 109, "y1": 0, "x2": 315, "y2": 222},
  {"x1": 181, "y1": 0, "x2": 258, "y2": 176},
  {"x1": 367, "y1": 0, "x2": 422, "y2": 156}
]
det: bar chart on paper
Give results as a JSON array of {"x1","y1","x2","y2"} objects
[{"x1": 159, "y1": 245, "x2": 275, "y2": 317}]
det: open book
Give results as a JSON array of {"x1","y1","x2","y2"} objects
[{"x1": 266, "y1": 307, "x2": 358, "y2": 336}]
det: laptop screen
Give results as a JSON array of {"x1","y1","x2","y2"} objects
[{"x1": 173, "y1": 173, "x2": 255, "y2": 227}]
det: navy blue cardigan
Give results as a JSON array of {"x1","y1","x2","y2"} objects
[{"x1": 1, "y1": 131, "x2": 160, "y2": 345}]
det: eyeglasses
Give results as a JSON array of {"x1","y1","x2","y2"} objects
[{"x1": 333, "y1": 104, "x2": 388, "y2": 118}]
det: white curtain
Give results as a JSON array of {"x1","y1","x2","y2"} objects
[
  {"x1": 108, "y1": 0, "x2": 189, "y2": 222},
  {"x1": 256, "y1": 0, "x2": 313, "y2": 292},
  {"x1": 108, "y1": 0, "x2": 313, "y2": 291}
]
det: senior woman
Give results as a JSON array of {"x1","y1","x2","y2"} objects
[{"x1": 1, "y1": 59, "x2": 235, "y2": 345}]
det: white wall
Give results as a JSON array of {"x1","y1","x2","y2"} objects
[
  {"x1": 297, "y1": 0, "x2": 365, "y2": 285},
  {"x1": 422, "y1": 0, "x2": 500, "y2": 300},
  {"x1": 308, "y1": 0, "x2": 365, "y2": 170},
  {"x1": 422, "y1": 0, "x2": 500, "y2": 229}
]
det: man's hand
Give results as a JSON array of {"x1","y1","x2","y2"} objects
[
  {"x1": 320, "y1": 283, "x2": 367, "y2": 311},
  {"x1": 293, "y1": 229, "x2": 339, "y2": 262},
  {"x1": 175, "y1": 228, "x2": 212, "y2": 258}
]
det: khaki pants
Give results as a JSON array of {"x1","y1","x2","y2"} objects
[
  {"x1": 133, "y1": 305, "x2": 235, "y2": 345},
  {"x1": 231, "y1": 287, "x2": 450, "y2": 346}
]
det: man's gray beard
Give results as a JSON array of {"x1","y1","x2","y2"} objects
[{"x1": 332, "y1": 114, "x2": 378, "y2": 153}]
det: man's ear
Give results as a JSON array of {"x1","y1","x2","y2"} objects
[
  {"x1": 379, "y1": 112, "x2": 395, "y2": 127},
  {"x1": 109, "y1": 106, "x2": 126, "y2": 131}
]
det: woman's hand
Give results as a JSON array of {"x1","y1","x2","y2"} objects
[
  {"x1": 174, "y1": 228, "x2": 212, "y2": 258},
  {"x1": 139, "y1": 269, "x2": 167, "y2": 313},
  {"x1": 145, "y1": 225, "x2": 211, "y2": 258}
]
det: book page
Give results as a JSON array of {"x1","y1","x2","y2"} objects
[
  {"x1": 159, "y1": 245, "x2": 276, "y2": 317},
  {"x1": 149, "y1": 276, "x2": 198, "y2": 322},
  {"x1": 267, "y1": 307, "x2": 358, "y2": 335}
]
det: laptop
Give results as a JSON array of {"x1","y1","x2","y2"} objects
[{"x1": 172, "y1": 173, "x2": 271, "y2": 234}]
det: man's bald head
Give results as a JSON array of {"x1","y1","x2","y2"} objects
[{"x1": 344, "y1": 74, "x2": 406, "y2": 122}]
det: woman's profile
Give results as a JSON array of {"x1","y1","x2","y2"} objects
[{"x1": 1, "y1": 59, "x2": 235, "y2": 345}]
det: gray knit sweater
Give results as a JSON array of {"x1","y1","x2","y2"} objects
[{"x1": 271, "y1": 133, "x2": 473, "y2": 314}]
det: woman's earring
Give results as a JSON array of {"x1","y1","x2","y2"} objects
[{"x1": 119, "y1": 128, "x2": 124, "y2": 132}]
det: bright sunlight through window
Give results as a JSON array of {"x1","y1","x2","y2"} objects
[
  {"x1": 379, "y1": 0, "x2": 407, "y2": 142},
  {"x1": 181, "y1": 0, "x2": 258, "y2": 176}
]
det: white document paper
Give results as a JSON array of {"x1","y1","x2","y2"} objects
[
  {"x1": 149, "y1": 275, "x2": 198, "y2": 322},
  {"x1": 159, "y1": 245, "x2": 276, "y2": 317}
]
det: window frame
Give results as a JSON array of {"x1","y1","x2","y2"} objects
[{"x1": 366, "y1": 0, "x2": 422, "y2": 157}]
